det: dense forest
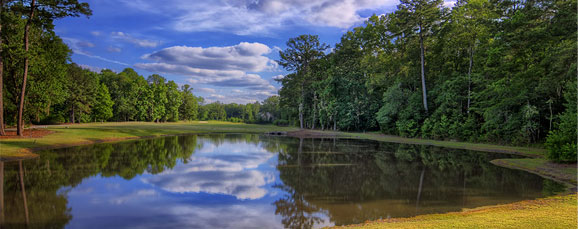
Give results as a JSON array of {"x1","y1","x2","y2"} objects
[
  {"x1": 275, "y1": 0, "x2": 577, "y2": 162},
  {"x1": 0, "y1": 0, "x2": 575, "y2": 162}
]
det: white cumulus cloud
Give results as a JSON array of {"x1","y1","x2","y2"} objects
[
  {"x1": 141, "y1": 42, "x2": 276, "y2": 72},
  {"x1": 118, "y1": 0, "x2": 399, "y2": 35},
  {"x1": 135, "y1": 42, "x2": 279, "y2": 103}
]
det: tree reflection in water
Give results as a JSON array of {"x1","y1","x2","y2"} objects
[
  {"x1": 273, "y1": 137, "x2": 559, "y2": 227},
  {"x1": 1, "y1": 135, "x2": 200, "y2": 228},
  {"x1": 0, "y1": 135, "x2": 563, "y2": 228}
]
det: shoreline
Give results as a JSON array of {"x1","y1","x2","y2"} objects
[
  {"x1": 333, "y1": 193, "x2": 577, "y2": 228},
  {"x1": 1, "y1": 123, "x2": 575, "y2": 185},
  {"x1": 1, "y1": 122, "x2": 576, "y2": 228}
]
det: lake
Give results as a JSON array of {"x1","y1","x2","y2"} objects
[{"x1": 0, "y1": 134, "x2": 565, "y2": 228}]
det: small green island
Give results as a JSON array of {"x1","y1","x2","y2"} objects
[{"x1": 0, "y1": 0, "x2": 576, "y2": 228}]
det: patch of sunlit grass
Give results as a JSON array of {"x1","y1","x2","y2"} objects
[
  {"x1": 0, "y1": 121, "x2": 298, "y2": 158},
  {"x1": 337, "y1": 194, "x2": 577, "y2": 228}
]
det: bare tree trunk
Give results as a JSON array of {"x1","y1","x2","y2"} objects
[
  {"x1": 419, "y1": 27, "x2": 428, "y2": 113},
  {"x1": 17, "y1": 0, "x2": 36, "y2": 136},
  {"x1": 71, "y1": 104, "x2": 75, "y2": 124},
  {"x1": 548, "y1": 99, "x2": 553, "y2": 132},
  {"x1": 333, "y1": 117, "x2": 336, "y2": 131},
  {"x1": 0, "y1": 0, "x2": 5, "y2": 136},
  {"x1": 19, "y1": 160, "x2": 29, "y2": 225},
  {"x1": 299, "y1": 83, "x2": 304, "y2": 129},
  {"x1": 311, "y1": 93, "x2": 317, "y2": 129},
  {"x1": 467, "y1": 44, "x2": 474, "y2": 113}
]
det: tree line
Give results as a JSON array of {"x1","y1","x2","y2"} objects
[
  {"x1": 0, "y1": 0, "x2": 284, "y2": 132},
  {"x1": 4, "y1": 62, "x2": 282, "y2": 125},
  {"x1": 275, "y1": 0, "x2": 577, "y2": 162}
]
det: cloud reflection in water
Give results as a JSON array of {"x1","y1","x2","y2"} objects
[{"x1": 143, "y1": 140, "x2": 276, "y2": 200}]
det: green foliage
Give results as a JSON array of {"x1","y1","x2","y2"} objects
[
  {"x1": 273, "y1": 119, "x2": 289, "y2": 126},
  {"x1": 66, "y1": 64, "x2": 98, "y2": 123},
  {"x1": 261, "y1": 96, "x2": 281, "y2": 122},
  {"x1": 165, "y1": 80, "x2": 181, "y2": 122},
  {"x1": 92, "y1": 83, "x2": 114, "y2": 122},
  {"x1": 272, "y1": 0, "x2": 576, "y2": 160},
  {"x1": 546, "y1": 82, "x2": 577, "y2": 163},
  {"x1": 376, "y1": 83, "x2": 406, "y2": 134},
  {"x1": 178, "y1": 85, "x2": 199, "y2": 121},
  {"x1": 40, "y1": 113, "x2": 65, "y2": 125}
]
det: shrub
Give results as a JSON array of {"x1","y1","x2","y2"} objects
[
  {"x1": 40, "y1": 114, "x2": 66, "y2": 125},
  {"x1": 273, "y1": 119, "x2": 289, "y2": 126},
  {"x1": 546, "y1": 82, "x2": 577, "y2": 163}
]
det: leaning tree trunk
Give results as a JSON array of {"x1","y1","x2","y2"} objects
[
  {"x1": 0, "y1": 0, "x2": 5, "y2": 136},
  {"x1": 17, "y1": 0, "x2": 36, "y2": 136},
  {"x1": 419, "y1": 26, "x2": 428, "y2": 113}
]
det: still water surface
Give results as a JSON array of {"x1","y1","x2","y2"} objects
[{"x1": 0, "y1": 134, "x2": 564, "y2": 228}]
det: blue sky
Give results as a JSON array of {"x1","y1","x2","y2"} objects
[{"x1": 53, "y1": 0, "x2": 450, "y2": 104}]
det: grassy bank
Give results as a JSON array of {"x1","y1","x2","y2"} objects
[
  {"x1": 492, "y1": 158, "x2": 577, "y2": 185},
  {"x1": 0, "y1": 121, "x2": 298, "y2": 158},
  {"x1": 337, "y1": 193, "x2": 577, "y2": 228},
  {"x1": 293, "y1": 130, "x2": 546, "y2": 157}
]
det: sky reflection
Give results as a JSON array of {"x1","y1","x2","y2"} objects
[
  {"x1": 64, "y1": 136, "x2": 297, "y2": 228},
  {"x1": 1, "y1": 134, "x2": 555, "y2": 228}
]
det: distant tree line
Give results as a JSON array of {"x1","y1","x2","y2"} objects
[
  {"x1": 3, "y1": 62, "x2": 282, "y2": 125},
  {"x1": 276, "y1": 0, "x2": 576, "y2": 162},
  {"x1": 199, "y1": 96, "x2": 281, "y2": 124}
]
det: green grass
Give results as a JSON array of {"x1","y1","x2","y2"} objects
[
  {"x1": 326, "y1": 130, "x2": 546, "y2": 157},
  {"x1": 338, "y1": 194, "x2": 577, "y2": 228},
  {"x1": 492, "y1": 158, "x2": 577, "y2": 185},
  {"x1": 0, "y1": 121, "x2": 298, "y2": 158}
]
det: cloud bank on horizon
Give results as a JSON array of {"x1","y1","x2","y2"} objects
[{"x1": 57, "y1": 0, "x2": 439, "y2": 104}]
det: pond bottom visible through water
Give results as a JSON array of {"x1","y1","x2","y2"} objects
[{"x1": 0, "y1": 134, "x2": 566, "y2": 228}]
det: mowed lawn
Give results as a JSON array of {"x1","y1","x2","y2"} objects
[
  {"x1": 339, "y1": 194, "x2": 577, "y2": 229},
  {"x1": 0, "y1": 121, "x2": 298, "y2": 157}
]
